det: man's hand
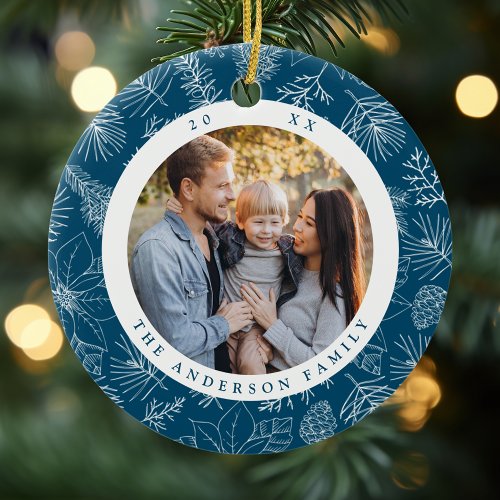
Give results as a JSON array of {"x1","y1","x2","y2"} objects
[
  {"x1": 166, "y1": 197, "x2": 184, "y2": 214},
  {"x1": 216, "y1": 299, "x2": 253, "y2": 334}
]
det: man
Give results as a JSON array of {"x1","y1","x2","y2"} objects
[{"x1": 131, "y1": 135, "x2": 252, "y2": 371}]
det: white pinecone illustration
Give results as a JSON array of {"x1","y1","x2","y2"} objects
[
  {"x1": 411, "y1": 285, "x2": 447, "y2": 330},
  {"x1": 299, "y1": 400, "x2": 337, "y2": 444}
]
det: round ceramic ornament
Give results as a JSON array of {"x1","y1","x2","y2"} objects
[{"x1": 48, "y1": 43, "x2": 452, "y2": 454}]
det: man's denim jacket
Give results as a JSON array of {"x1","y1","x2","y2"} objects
[
  {"x1": 216, "y1": 221, "x2": 304, "y2": 307},
  {"x1": 131, "y1": 212, "x2": 229, "y2": 369}
]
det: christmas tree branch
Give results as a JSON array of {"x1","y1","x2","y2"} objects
[{"x1": 153, "y1": 0, "x2": 409, "y2": 62}]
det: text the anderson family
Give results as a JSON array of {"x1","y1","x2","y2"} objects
[{"x1": 131, "y1": 318, "x2": 368, "y2": 398}]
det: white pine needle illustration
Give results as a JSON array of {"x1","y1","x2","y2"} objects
[
  {"x1": 95, "y1": 376, "x2": 125, "y2": 408},
  {"x1": 277, "y1": 62, "x2": 333, "y2": 112},
  {"x1": 77, "y1": 105, "x2": 126, "y2": 162},
  {"x1": 321, "y1": 378, "x2": 334, "y2": 389},
  {"x1": 142, "y1": 397, "x2": 185, "y2": 432},
  {"x1": 142, "y1": 114, "x2": 165, "y2": 139},
  {"x1": 340, "y1": 374, "x2": 392, "y2": 424},
  {"x1": 402, "y1": 212, "x2": 452, "y2": 280},
  {"x1": 189, "y1": 390, "x2": 223, "y2": 410},
  {"x1": 120, "y1": 65, "x2": 172, "y2": 117},
  {"x1": 234, "y1": 44, "x2": 285, "y2": 82},
  {"x1": 403, "y1": 147, "x2": 445, "y2": 208},
  {"x1": 64, "y1": 165, "x2": 112, "y2": 237},
  {"x1": 300, "y1": 388, "x2": 315, "y2": 405},
  {"x1": 390, "y1": 333, "x2": 431, "y2": 381},
  {"x1": 49, "y1": 187, "x2": 72, "y2": 243},
  {"x1": 206, "y1": 45, "x2": 225, "y2": 58},
  {"x1": 258, "y1": 397, "x2": 294, "y2": 413},
  {"x1": 341, "y1": 90, "x2": 406, "y2": 162},
  {"x1": 387, "y1": 186, "x2": 410, "y2": 236},
  {"x1": 173, "y1": 53, "x2": 222, "y2": 110},
  {"x1": 110, "y1": 335, "x2": 168, "y2": 401},
  {"x1": 333, "y1": 66, "x2": 369, "y2": 87}
]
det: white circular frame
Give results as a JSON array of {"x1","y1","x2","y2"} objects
[{"x1": 103, "y1": 99, "x2": 398, "y2": 401}]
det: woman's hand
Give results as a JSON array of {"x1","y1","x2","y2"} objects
[
  {"x1": 240, "y1": 283, "x2": 277, "y2": 331},
  {"x1": 166, "y1": 197, "x2": 183, "y2": 214}
]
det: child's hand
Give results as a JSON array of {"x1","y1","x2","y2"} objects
[
  {"x1": 257, "y1": 336, "x2": 274, "y2": 363},
  {"x1": 166, "y1": 196, "x2": 183, "y2": 214}
]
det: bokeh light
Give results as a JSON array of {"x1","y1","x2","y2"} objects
[
  {"x1": 456, "y1": 75, "x2": 498, "y2": 118},
  {"x1": 71, "y1": 66, "x2": 117, "y2": 112},
  {"x1": 392, "y1": 451, "x2": 429, "y2": 490},
  {"x1": 390, "y1": 355, "x2": 442, "y2": 432},
  {"x1": 363, "y1": 28, "x2": 400, "y2": 56},
  {"x1": 23, "y1": 321, "x2": 64, "y2": 361},
  {"x1": 55, "y1": 31, "x2": 95, "y2": 71},
  {"x1": 4, "y1": 304, "x2": 50, "y2": 347}
]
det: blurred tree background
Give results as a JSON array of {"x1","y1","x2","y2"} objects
[
  {"x1": 129, "y1": 126, "x2": 373, "y2": 278},
  {"x1": 1, "y1": 0, "x2": 499, "y2": 498}
]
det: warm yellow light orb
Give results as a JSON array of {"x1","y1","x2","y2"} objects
[
  {"x1": 364, "y1": 28, "x2": 400, "y2": 56},
  {"x1": 4, "y1": 304, "x2": 50, "y2": 347},
  {"x1": 55, "y1": 31, "x2": 95, "y2": 71},
  {"x1": 23, "y1": 321, "x2": 64, "y2": 361},
  {"x1": 71, "y1": 66, "x2": 117, "y2": 112},
  {"x1": 18, "y1": 319, "x2": 52, "y2": 349},
  {"x1": 456, "y1": 75, "x2": 498, "y2": 118},
  {"x1": 406, "y1": 376, "x2": 441, "y2": 409}
]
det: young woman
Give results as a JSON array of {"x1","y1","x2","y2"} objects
[{"x1": 241, "y1": 188, "x2": 365, "y2": 370}]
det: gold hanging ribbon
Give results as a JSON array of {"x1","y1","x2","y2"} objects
[{"x1": 242, "y1": 0, "x2": 262, "y2": 84}]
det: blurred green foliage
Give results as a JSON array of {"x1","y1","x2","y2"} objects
[{"x1": 0, "y1": 1, "x2": 499, "y2": 499}]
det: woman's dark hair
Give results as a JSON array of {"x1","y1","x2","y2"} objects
[{"x1": 305, "y1": 188, "x2": 365, "y2": 326}]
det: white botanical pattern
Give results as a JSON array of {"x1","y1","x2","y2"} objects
[
  {"x1": 395, "y1": 256, "x2": 411, "y2": 290},
  {"x1": 173, "y1": 52, "x2": 222, "y2": 109},
  {"x1": 299, "y1": 400, "x2": 337, "y2": 444},
  {"x1": 390, "y1": 333, "x2": 431, "y2": 381},
  {"x1": 49, "y1": 187, "x2": 72, "y2": 243},
  {"x1": 333, "y1": 66, "x2": 369, "y2": 87},
  {"x1": 119, "y1": 65, "x2": 172, "y2": 117},
  {"x1": 110, "y1": 334, "x2": 168, "y2": 402},
  {"x1": 205, "y1": 45, "x2": 225, "y2": 58},
  {"x1": 277, "y1": 62, "x2": 333, "y2": 112},
  {"x1": 258, "y1": 397, "x2": 294, "y2": 413},
  {"x1": 411, "y1": 285, "x2": 447, "y2": 330},
  {"x1": 189, "y1": 390, "x2": 223, "y2": 409},
  {"x1": 65, "y1": 165, "x2": 112, "y2": 237},
  {"x1": 341, "y1": 90, "x2": 406, "y2": 162},
  {"x1": 354, "y1": 328, "x2": 387, "y2": 375},
  {"x1": 403, "y1": 147, "x2": 445, "y2": 208},
  {"x1": 49, "y1": 232, "x2": 112, "y2": 375},
  {"x1": 142, "y1": 114, "x2": 164, "y2": 139},
  {"x1": 340, "y1": 374, "x2": 392, "y2": 424},
  {"x1": 77, "y1": 104, "x2": 126, "y2": 162},
  {"x1": 290, "y1": 51, "x2": 312, "y2": 66},
  {"x1": 122, "y1": 147, "x2": 139, "y2": 168},
  {"x1": 388, "y1": 186, "x2": 410, "y2": 236},
  {"x1": 142, "y1": 397, "x2": 185, "y2": 432},
  {"x1": 402, "y1": 212, "x2": 452, "y2": 281},
  {"x1": 233, "y1": 44, "x2": 285, "y2": 82},
  {"x1": 383, "y1": 291, "x2": 412, "y2": 321},
  {"x1": 180, "y1": 401, "x2": 293, "y2": 454},
  {"x1": 95, "y1": 376, "x2": 125, "y2": 408}
]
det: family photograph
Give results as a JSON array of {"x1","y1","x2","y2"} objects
[{"x1": 129, "y1": 127, "x2": 372, "y2": 375}]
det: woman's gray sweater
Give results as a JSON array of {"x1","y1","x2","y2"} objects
[{"x1": 264, "y1": 268, "x2": 347, "y2": 370}]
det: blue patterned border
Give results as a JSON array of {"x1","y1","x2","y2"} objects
[{"x1": 48, "y1": 44, "x2": 451, "y2": 454}]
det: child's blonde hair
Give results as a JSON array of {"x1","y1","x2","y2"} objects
[{"x1": 236, "y1": 180, "x2": 289, "y2": 225}]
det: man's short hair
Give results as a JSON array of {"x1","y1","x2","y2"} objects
[
  {"x1": 166, "y1": 135, "x2": 233, "y2": 196},
  {"x1": 236, "y1": 180, "x2": 290, "y2": 225}
]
